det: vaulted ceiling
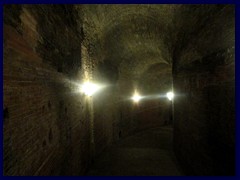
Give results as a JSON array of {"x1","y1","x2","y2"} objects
[
  {"x1": 78, "y1": 5, "x2": 176, "y2": 79},
  {"x1": 76, "y1": 5, "x2": 234, "y2": 93}
]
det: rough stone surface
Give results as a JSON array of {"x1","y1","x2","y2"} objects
[
  {"x1": 3, "y1": 5, "x2": 90, "y2": 176},
  {"x1": 172, "y1": 5, "x2": 235, "y2": 175}
]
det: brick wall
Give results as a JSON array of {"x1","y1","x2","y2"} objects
[
  {"x1": 172, "y1": 5, "x2": 235, "y2": 175},
  {"x1": 3, "y1": 5, "x2": 92, "y2": 176}
]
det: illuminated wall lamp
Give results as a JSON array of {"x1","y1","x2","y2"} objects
[
  {"x1": 80, "y1": 81, "x2": 101, "y2": 96},
  {"x1": 166, "y1": 92, "x2": 174, "y2": 101},
  {"x1": 131, "y1": 92, "x2": 142, "y2": 103}
]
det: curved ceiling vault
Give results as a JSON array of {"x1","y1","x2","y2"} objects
[{"x1": 77, "y1": 4, "x2": 179, "y2": 84}]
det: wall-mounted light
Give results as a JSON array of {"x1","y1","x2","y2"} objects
[
  {"x1": 166, "y1": 92, "x2": 174, "y2": 101},
  {"x1": 131, "y1": 91, "x2": 142, "y2": 103},
  {"x1": 80, "y1": 81, "x2": 101, "y2": 96}
]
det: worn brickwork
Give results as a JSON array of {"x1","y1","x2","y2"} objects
[
  {"x1": 3, "y1": 5, "x2": 91, "y2": 176},
  {"x1": 172, "y1": 5, "x2": 235, "y2": 175},
  {"x1": 79, "y1": 4, "x2": 175, "y2": 139},
  {"x1": 90, "y1": 60, "x2": 121, "y2": 154}
]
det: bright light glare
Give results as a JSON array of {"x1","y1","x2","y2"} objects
[
  {"x1": 81, "y1": 81, "x2": 101, "y2": 96},
  {"x1": 166, "y1": 92, "x2": 174, "y2": 101},
  {"x1": 131, "y1": 92, "x2": 142, "y2": 103}
]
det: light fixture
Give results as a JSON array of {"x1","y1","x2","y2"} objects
[
  {"x1": 166, "y1": 91, "x2": 174, "y2": 101},
  {"x1": 80, "y1": 81, "x2": 101, "y2": 96},
  {"x1": 131, "y1": 91, "x2": 142, "y2": 103}
]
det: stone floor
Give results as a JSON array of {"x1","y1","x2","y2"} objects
[{"x1": 86, "y1": 126, "x2": 184, "y2": 176}]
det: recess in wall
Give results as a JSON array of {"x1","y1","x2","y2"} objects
[
  {"x1": 42, "y1": 140, "x2": 46, "y2": 147},
  {"x1": 48, "y1": 101, "x2": 51, "y2": 109},
  {"x1": 49, "y1": 128, "x2": 53, "y2": 143},
  {"x1": 3, "y1": 107, "x2": 9, "y2": 120}
]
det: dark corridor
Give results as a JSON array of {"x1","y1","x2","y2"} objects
[{"x1": 3, "y1": 4, "x2": 235, "y2": 176}]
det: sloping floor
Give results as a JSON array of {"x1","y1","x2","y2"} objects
[{"x1": 86, "y1": 126, "x2": 184, "y2": 176}]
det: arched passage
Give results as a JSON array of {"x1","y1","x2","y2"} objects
[{"x1": 3, "y1": 4, "x2": 235, "y2": 176}]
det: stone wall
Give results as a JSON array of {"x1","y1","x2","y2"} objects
[
  {"x1": 172, "y1": 5, "x2": 235, "y2": 175},
  {"x1": 3, "y1": 5, "x2": 92, "y2": 175}
]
